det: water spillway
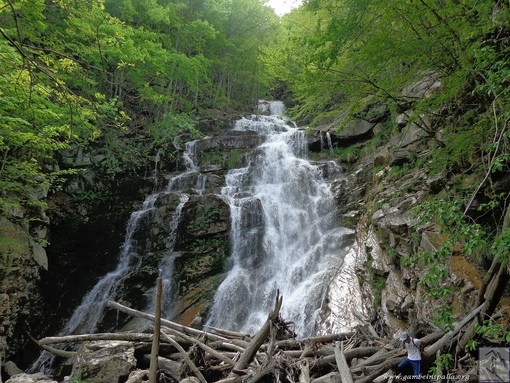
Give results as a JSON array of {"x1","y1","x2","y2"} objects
[{"x1": 206, "y1": 101, "x2": 350, "y2": 337}]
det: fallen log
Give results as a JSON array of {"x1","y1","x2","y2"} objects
[
  {"x1": 204, "y1": 325, "x2": 251, "y2": 341},
  {"x1": 334, "y1": 342, "x2": 353, "y2": 383},
  {"x1": 125, "y1": 370, "x2": 149, "y2": 383},
  {"x1": 299, "y1": 359, "x2": 311, "y2": 382},
  {"x1": 38, "y1": 332, "x2": 158, "y2": 345},
  {"x1": 424, "y1": 303, "x2": 484, "y2": 356},
  {"x1": 352, "y1": 310, "x2": 380, "y2": 340},
  {"x1": 311, "y1": 372, "x2": 341, "y2": 383},
  {"x1": 142, "y1": 355, "x2": 182, "y2": 381},
  {"x1": 162, "y1": 325, "x2": 237, "y2": 367},
  {"x1": 457, "y1": 257, "x2": 508, "y2": 352},
  {"x1": 228, "y1": 293, "x2": 283, "y2": 378},
  {"x1": 208, "y1": 341, "x2": 246, "y2": 353},
  {"x1": 354, "y1": 356, "x2": 402, "y2": 383},
  {"x1": 149, "y1": 277, "x2": 162, "y2": 383},
  {"x1": 311, "y1": 346, "x2": 380, "y2": 371},
  {"x1": 160, "y1": 332, "x2": 207, "y2": 383},
  {"x1": 269, "y1": 333, "x2": 355, "y2": 351},
  {"x1": 28, "y1": 333, "x2": 77, "y2": 358},
  {"x1": 107, "y1": 300, "x2": 232, "y2": 343}
]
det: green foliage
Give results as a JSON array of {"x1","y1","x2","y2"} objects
[
  {"x1": 492, "y1": 228, "x2": 510, "y2": 264},
  {"x1": 0, "y1": 237, "x2": 21, "y2": 277},
  {"x1": 189, "y1": 203, "x2": 222, "y2": 233},
  {"x1": 0, "y1": 0, "x2": 281, "y2": 223},
  {"x1": 413, "y1": 200, "x2": 487, "y2": 257},
  {"x1": 269, "y1": 0, "x2": 501, "y2": 123},
  {"x1": 68, "y1": 370, "x2": 90, "y2": 383},
  {"x1": 475, "y1": 320, "x2": 510, "y2": 343},
  {"x1": 149, "y1": 112, "x2": 200, "y2": 160},
  {"x1": 408, "y1": 200, "x2": 488, "y2": 328},
  {"x1": 200, "y1": 149, "x2": 244, "y2": 171},
  {"x1": 466, "y1": 339, "x2": 478, "y2": 352},
  {"x1": 430, "y1": 353, "x2": 453, "y2": 375},
  {"x1": 434, "y1": 307, "x2": 454, "y2": 331},
  {"x1": 331, "y1": 146, "x2": 361, "y2": 164}
]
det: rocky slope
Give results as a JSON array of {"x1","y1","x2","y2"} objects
[{"x1": 2, "y1": 81, "x2": 509, "y2": 381}]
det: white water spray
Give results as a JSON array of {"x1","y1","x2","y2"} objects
[
  {"x1": 206, "y1": 101, "x2": 348, "y2": 337},
  {"x1": 30, "y1": 140, "x2": 202, "y2": 373}
]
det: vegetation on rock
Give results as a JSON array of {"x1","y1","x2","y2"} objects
[{"x1": 1, "y1": 0, "x2": 510, "y2": 380}]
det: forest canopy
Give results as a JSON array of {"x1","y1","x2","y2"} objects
[{"x1": 0, "y1": 0, "x2": 280, "y2": 216}]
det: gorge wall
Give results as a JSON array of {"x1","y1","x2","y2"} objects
[{"x1": 2, "y1": 81, "x2": 509, "y2": 380}]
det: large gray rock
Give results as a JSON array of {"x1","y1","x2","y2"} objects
[
  {"x1": 71, "y1": 341, "x2": 136, "y2": 383},
  {"x1": 213, "y1": 130, "x2": 265, "y2": 150},
  {"x1": 5, "y1": 373, "x2": 56, "y2": 383},
  {"x1": 179, "y1": 194, "x2": 231, "y2": 239},
  {"x1": 401, "y1": 72, "x2": 442, "y2": 99},
  {"x1": 309, "y1": 116, "x2": 377, "y2": 150},
  {"x1": 337, "y1": 119, "x2": 376, "y2": 140},
  {"x1": 390, "y1": 123, "x2": 427, "y2": 149}
]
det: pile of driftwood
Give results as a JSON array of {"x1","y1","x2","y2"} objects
[{"x1": 35, "y1": 285, "x2": 485, "y2": 383}]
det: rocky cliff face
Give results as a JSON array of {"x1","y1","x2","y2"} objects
[
  {"x1": 0, "y1": 217, "x2": 45, "y2": 365},
  {"x1": 312, "y1": 73, "x2": 495, "y2": 338},
  {"x1": 4, "y1": 87, "x2": 508, "y2": 381}
]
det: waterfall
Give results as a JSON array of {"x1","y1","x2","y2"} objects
[
  {"x1": 169, "y1": 140, "x2": 207, "y2": 194},
  {"x1": 320, "y1": 131, "x2": 334, "y2": 153},
  {"x1": 206, "y1": 101, "x2": 348, "y2": 337},
  {"x1": 30, "y1": 141, "x2": 201, "y2": 373},
  {"x1": 183, "y1": 140, "x2": 199, "y2": 172},
  {"x1": 326, "y1": 132, "x2": 333, "y2": 152},
  {"x1": 145, "y1": 194, "x2": 189, "y2": 318},
  {"x1": 30, "y1": 193, "x2": 159, "y2": 373}
]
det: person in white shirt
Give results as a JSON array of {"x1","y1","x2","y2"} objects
[{"x1": 397, "y1": 332, "x2": 422, "y2": 382}]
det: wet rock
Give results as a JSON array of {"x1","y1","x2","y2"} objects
[
  {"x1": 213, "y1": 130, "x2": 265, "y2": 150},
  {"x1": 61, "y1": 147, "x2": 93, "y2": 167},
  {"x1": 0, "y1": 217, "x2": 43, "y2": 361},
  {"x1": 71, "y1": 341, "x2": 136, "y2": 383},
  {"x1": 382, "y1": 271, "x2": 413, "y2": 319},
  {"x1": 31, "y1": 244, "x2": 48, "y2": 270},
  {"x1": 179, "y1": 195, "x2": 231, "y2": 239}
]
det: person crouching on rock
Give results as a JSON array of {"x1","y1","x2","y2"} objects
[{"x1": 397, "y1": 331, "x2": 422, "y2": 382}]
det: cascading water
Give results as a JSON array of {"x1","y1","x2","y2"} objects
[
  {"x1": 169, "y1": 140, "x2": 207, "y2": 194},
  {"x1": 30, "y1": 142, "x2": 201, "y2": 373},
  {"x1": 30, "y1": 194, "x2": 158, "y2": 373},
  {"x1": 206, "y1": 101, "x2": 349, "y2": 337}
]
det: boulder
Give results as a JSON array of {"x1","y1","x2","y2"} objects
[
  {"x1": 401, "y1": 72, "x2": 442, "y2": 99},
  {"x1": 3, "y1": 361, "x2": 24, "y2": 377},
  {"x1": 31, "y1": 244, "x2": 48, "y2": 270},
  {"x1": 390, "y1": 123, "x2": 427, "y2": 149},
  {"x1": 5, "y1": 373, "x2": 56, "y2": 383},
  {"x1": 71, "y1": 341, "x2": 136, "y2": 383},
  {"x1": 308, "y1": 113, "x2": 377, "y2": 151},
  {"x1": 395, "y1": 113, "x2": 409, "y2": 127},
  {"x1": 179, "y1": 195, "x2": 231, "y2": 240},
  {"x1": 357, "y1": 102, "x2": 389, "y2": 123},
  {"x1": 213, "y1": 130, "x2": 265, "y2": 150},
  {"x1": 335, "y1": 119, "x2": 376, "y2": 143}
]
